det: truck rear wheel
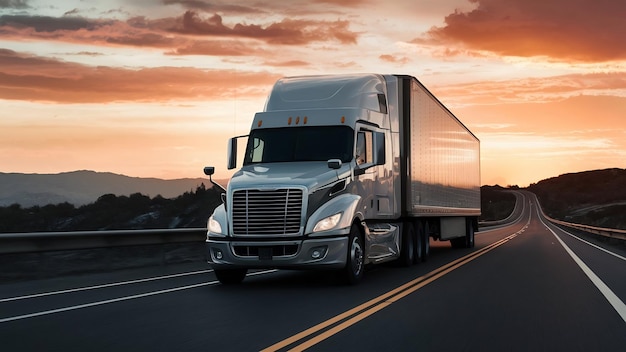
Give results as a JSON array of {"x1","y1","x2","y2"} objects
[
  {"x1": 412, "y1": 221, "x2": 423, "y2": 264},
  {"x1": 421, "y1": 222, "x2": 430, "y2": 262},
  {"x1": 466, "y1": 219, "x2": 475, "y2": 248},
  {"x1": 342, "y1": 224, "x2": 364, "y2": 284},
  {"x1": 214, "y1": 268, "x2": 248, "y2": 284}
]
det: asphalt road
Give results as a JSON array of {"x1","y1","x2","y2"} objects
[{"x1": 1, "y1": 192, "x2": 625, "y2": 351}]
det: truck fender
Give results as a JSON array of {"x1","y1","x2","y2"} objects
[{"x1": 305, "y1": 194, "x2": 363, "y2": 235}]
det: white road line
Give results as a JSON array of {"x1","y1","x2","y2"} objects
[
  {"x1": 0, "y1": 269, "x2": 214, "y2": 303},
  {"x1": 556, "y1": 228, "x2": 626, "y2": 262},
  {"x1": 537, "y1": 209, "x2": 626, "y2": 324},
  {"x1": 0, "y1": 269, "x2": 277, "y2": 324}
]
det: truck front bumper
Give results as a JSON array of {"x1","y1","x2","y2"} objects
[{"x1": 206, "y1": 236, "x2": 349, "y2": 270}]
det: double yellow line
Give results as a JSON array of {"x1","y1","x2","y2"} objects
[{"x1": 262, "y1": 232, "x2": 521, "y2": 352}]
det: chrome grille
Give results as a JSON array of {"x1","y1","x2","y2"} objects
[{"x1": 232, "y1": 189, "x2": 303, "y2": 236}]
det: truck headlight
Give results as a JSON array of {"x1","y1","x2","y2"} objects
[
  {"x1": 207, "y1": 215, "x2": 223, "y2": 234},
  {"x1": 313, "y1": 213, "x2": 342, "y2": 232}
]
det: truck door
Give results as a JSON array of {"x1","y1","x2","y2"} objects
[{"x1": 355, "y1": 125, "x2": 391, "y2": 218}]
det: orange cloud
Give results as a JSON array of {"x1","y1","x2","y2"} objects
[
  {"x1": 0, "y1": 49, "x2": 280, "y2": 103},
  {"x1": 163, "y1": 0, "x2": 264, "y2": 14},
  {"x1": 417, "y1": 0, "x2": 626, "y2": 62},
  {"x1": 170, "y1": 11, "x2": 357, "y2": 45},
  {"x1": 433, "y1": 72, "x2": 626, "y2": 106},
  {"x1": 379, "y1": 54, "x2": 409, "y2": 64},
  {"x1": 166, "y1": 39, "x2": 263, "y2": 56}
]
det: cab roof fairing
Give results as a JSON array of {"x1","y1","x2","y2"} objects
[{"x1": 263, "y1": 74, "x2": 389, "y2": 114}]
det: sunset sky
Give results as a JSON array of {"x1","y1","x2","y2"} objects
[{"x1": 1, "y1": 0, "x2": 625, "y2": 187}]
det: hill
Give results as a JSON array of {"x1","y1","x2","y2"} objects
[
  {"x1": 528, "y1": 168, "x2": 626, "y2": 229},
  {"x1": 480, "y1": 185, "x2": 516, "y2": 222},
  {"x1": 0, "y1": 170, "x2": 211, "y2": 207}
]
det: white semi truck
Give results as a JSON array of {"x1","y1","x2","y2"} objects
[{"x1": 204, "y1": 74, "x2": 480, "y2": 284}]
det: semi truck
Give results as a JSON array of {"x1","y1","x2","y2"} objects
[{"x1": 204, "y1": 74, "x2": 480, "y2": 284}]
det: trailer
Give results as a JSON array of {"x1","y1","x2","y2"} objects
[{"x1": 204, "y1": 74, "x2": 480, "y2": 284}]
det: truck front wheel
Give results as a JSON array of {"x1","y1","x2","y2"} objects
[
  {"x1": 214, "y1": 268, "x2": 248, "y2": 284},
  {"x1": 342, "y1": 224, "x2": 364, "y2": 284}
]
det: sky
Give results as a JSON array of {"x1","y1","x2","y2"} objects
[{"x1": 1, "y1": 0, "x2": 625, "y2": 187}]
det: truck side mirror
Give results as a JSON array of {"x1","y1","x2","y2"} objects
[
  {"x1": 227, "y1": 137, "x2": 237, "y2": 170},
  {"x1": 203, "y1": 166, "x2": 226, "y2": 193},
  {"x1": 372, "y1": 132, "x2": 385, "y2": 165},
  {"x1": 328, "y1": 159, "x2": 342, "y2": 169}
]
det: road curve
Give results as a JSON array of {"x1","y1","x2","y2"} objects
[{"x1": 1, "y1": 191, "x2": 625, "y2": 351}]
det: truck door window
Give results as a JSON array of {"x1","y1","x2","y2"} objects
[{"x1": 356, "y1": 131, "x2": 373, "y2": 165}]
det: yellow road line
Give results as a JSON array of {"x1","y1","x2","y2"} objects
[{"x1": 262, "y1": 233, "x2": 519, "y2": 352}]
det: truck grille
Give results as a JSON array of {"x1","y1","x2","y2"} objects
[{"x1": 232, "y1": 189, "x2": 303, "y2": 236}]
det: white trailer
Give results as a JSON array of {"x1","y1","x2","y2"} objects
[{"x1": 204, "y1": 74, "x2": 480, "y2": 284}]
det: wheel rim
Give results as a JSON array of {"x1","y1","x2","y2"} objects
[{"x1": 350, "y1": 236, "x2": 363, "y2": 276}]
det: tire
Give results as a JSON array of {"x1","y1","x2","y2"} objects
[
  {"x1": 399, "y1": 222, "x2": 415, "y2": 267},
  {"x1": 467, "y1": 218, "x2": 475, "y2": 249},
  {"x1": 214, "y1": 268, "x2": 248, "y2": 284},
  {"x1": 422, "y1": 222, "x2": 430, "y2": 261},
  {"x1": 343, "y1": 224, "x2": 365, "y2": 284},
  {"x1": 413, "y1": 221, "x2": 423, "y2": 264}
]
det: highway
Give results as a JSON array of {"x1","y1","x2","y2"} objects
[{"x1": 1, "y1": 192, "x2": 625, "y2": 351}]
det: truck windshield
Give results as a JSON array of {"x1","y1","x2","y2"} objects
[{"x1": 244, "y1": 126, "x2": 354, "y2": 165}]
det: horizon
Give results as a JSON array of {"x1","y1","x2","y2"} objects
[
  {"x1": 2, "y1": 1, "x2": 625, "y2": 187},
  {"x1": 3, "y1": 167, "x2": 625, "y2": 188}
]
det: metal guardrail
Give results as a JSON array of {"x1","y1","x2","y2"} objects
[
  {"x1": 545, "y1": 217, "x2": 626, "y2": 242},
  {"x1": 529, "y1": 191, "x2": 625, "y2": 243},
  {"x1": 0, "y1": 228, "x2": 206, "y2": 254},
  {"x1": 0, "y1": 228, "x2": 208, "y2": 282}
]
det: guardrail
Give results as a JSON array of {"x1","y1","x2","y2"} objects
[
  {"x1": 0, "y1": 228, "x2": 206, "y2": 254},
  {"x1": 545, "y1": 217, "x2": 626, "y2": 242},
  {"x1": 531, "y1": 191, "x2": 625, "y2": 244},
  {"x1": 0, "y1": 228, "x2": 207, "y2": 282}
]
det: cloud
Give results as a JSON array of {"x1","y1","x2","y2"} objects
[
  {"x1": 416, "y1": 0, "x2": 626, "y2": 62},
  {"x1": 262, "y1": 60, "x2": 310, "y2": 67},
  {"x1": 163, "y1": 0, "x2": 265, "y2": 14},
  {"x1": 0, "y1": 14, "x2": 107, "y2": 32},
  {"x1": 434, "y1": 72, "x2": 626, "y2": 106},
  {"x1": 0, "y1": 10, "x2": 358, "y2": 53},
  {"x1": 169, "y1": 11, "x2": 357, "y2": 45},
  {"x1": 166, "y1": 39, "x2": 262, "y2": 56},
  {"x1": 0, "y1": 49, "x2": 280, "y2": 103},
  {"x1": 0, "y1": 0, "x2": 29, "y2": 9},
  {"x1": 379, "y1": 54, "x2": 409, "y2": 64}
]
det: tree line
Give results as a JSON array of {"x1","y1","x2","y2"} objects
[{"x1": 0, "y1": 184, "x2": 222, "y2": 233}]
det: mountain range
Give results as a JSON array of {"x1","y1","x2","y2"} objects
[
  {"x1": 0, "y1": 170, "x2": 215, "y2": 207},
  {"x1": 2, "y1": 168, "x2": 625, "y2": 230}
]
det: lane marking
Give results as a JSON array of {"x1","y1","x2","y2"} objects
[
  {"x1": 0, "y1": 270, "x2": 277, "y2": 323},
  {"x1": 261, "y1": 234, "x2": 520, "y2": 352},
  {"x1": 537, "y1": 207, "x2": 626, "y2": 324},
  {"x1": 555, "y1": 227, "x2": 626, "y2": 262},
  {"x1": 0, "y1": 269, "x2": 214, "y2": 303}
]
